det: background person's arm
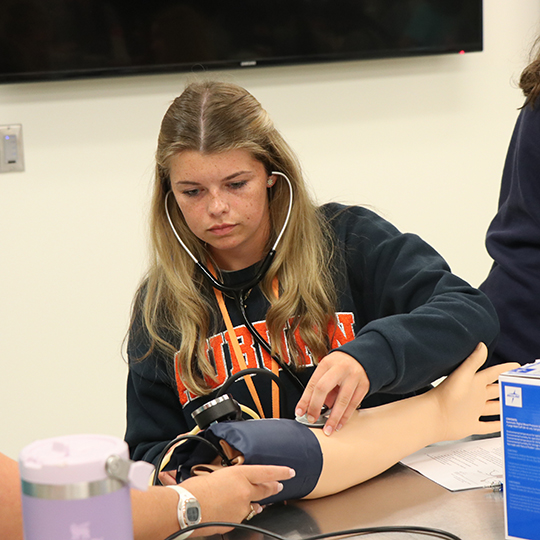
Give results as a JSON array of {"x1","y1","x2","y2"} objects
[
  {"x1": 0, "y1": 452, "x2": 23, "y2": 540},
  {"x1": 0, "y1": 451, "x2": 164, "y2": 540}
]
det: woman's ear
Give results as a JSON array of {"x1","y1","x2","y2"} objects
[{"x1": 267, "y1": 175, "x2": 276, "y2": 188}]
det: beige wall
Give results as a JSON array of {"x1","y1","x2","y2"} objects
[{"x1": 1, "y1": 1, "x2": 539, "y2": 459}]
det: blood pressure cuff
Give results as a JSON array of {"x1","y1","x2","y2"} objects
[{"x1": 167, "y1": 419, "x2": 323, "y2": 504}]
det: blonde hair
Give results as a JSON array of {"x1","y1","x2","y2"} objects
[{"x1": 136, "y1": 80, "x2": 337, "y2": 396}]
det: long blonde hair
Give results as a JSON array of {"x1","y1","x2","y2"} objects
[{"x1": 136, "y1": 80, "x2": 337, "y2": 396}]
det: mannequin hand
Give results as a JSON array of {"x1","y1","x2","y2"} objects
[
  {"x1": 430, "y1": 342, "x2": 520, "y2": 441},
  {"x1": 295, "y1": 351, "x2": 369, "y2": 436},
  {"x1": 181, "y1": 465, "x2": 295, "y2": 535}
]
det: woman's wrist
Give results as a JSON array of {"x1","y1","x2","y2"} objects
[{"x1": 166, "y1": 485, "x2": 202, "y2": 539}]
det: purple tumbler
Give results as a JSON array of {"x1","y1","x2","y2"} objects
[{"x1": 19, "y1": 434, "x2": 154, "y2": 540}]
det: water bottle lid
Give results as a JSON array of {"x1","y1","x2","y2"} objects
[{"x1": 19, "y1": 434, "x2": 129, "y2": 485}]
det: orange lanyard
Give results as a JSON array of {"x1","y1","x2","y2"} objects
[{"x1": 208, "y1": 263, "x2": 281, "y2": 419}]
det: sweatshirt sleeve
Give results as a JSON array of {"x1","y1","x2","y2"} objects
[
  {"x1": 124, "y1": 300, "x2": 190, "y2": 465},
  {"x1": 328, "y1": 205, "x2": 500, "y2": 396},
  {"x1": 479, "y1": 105, "x2": 540, "y2": 366}
]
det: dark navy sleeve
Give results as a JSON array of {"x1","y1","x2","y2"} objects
[
  {"x1": 480, "y1": 105, "x2": 540, "y2": 367},
  {"x1": 124, "y1": 299, "x2": 190, "y2": 465},
  {"x1": 325, "y1": 204, "x2": 500, "y2": 396}
]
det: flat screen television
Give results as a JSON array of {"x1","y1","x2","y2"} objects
[{"x1": 0, "y1": 0, "x2": 483, "y2": 84}]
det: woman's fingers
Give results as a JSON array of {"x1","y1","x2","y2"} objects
[
  {"x1": 241, "y1": 464, "x2": 295, "y2": 484},
  {"x1": 158, "y1": 470, "x2": 177, "y2": 486},
  {"x1": 239, "y1": 464, "x2": 294, "y2": 501},
  {"x1": 296, "y1": 351, "x2": 369, "y2": 436}
]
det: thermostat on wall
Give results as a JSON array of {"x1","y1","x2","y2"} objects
[{"x1": 0, "y1": 124, "x2": 24, "y2": 173}]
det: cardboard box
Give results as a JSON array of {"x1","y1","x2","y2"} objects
[{"x1": 500, "y1": 360, "x2": 540, "y2": 540}]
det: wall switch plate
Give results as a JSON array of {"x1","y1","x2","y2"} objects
[{"x1": 0, "y1": 124, "x2": 25, "y2": 173}]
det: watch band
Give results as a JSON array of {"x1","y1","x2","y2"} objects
[{"x1": 166, "y1": 485, "x2": 201, "y2": 539}]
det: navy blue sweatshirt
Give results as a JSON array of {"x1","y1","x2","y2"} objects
[
  {"x1": 126, "y1": 203, "x2": 499, "y2": 464},
  {"x1": 480, "y1": 104, "x2": 540, "y2": 366}
]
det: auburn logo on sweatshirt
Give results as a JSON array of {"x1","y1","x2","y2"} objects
[{"x1": 175, "y1": 312, "x2": 356, "y2": 405}]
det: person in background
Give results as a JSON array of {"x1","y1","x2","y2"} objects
[
  {"x1": 125, "y1": 80, "x2": 499, "y2": 470},
  {"x1": 480, "y1": 37, "x2": 540, "y2": 367}
]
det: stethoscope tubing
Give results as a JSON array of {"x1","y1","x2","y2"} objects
[
  {"x1": 236, "y1": 289, "x2": 306, "y2": 392},
  {"x1": 165, "y1": 170, "x2": 306, "y2": 395}
]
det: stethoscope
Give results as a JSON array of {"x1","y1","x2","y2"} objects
[{"x1": 164, "y1": 171, "x2": 306, "y2": 394}]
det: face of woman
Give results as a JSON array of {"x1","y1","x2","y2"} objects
[{"x1": 169, "y1": 149, "x2": 274, "y2": 271}]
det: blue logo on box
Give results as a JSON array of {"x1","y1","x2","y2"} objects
[{"x1": 505, "y1": 386, "x2": 522, "y2": 408}]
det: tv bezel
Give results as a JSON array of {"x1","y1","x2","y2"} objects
[{"x1": 0, "y1": 2, "x2": 483, "y2": 85}]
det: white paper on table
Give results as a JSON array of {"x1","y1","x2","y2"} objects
[{"x1": 400, "y1": 436, "x2": 503, "y2": 491}]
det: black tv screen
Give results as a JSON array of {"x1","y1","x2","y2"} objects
[{"x1": 0, "y1": 0, "x2": 483, "y2": 84}]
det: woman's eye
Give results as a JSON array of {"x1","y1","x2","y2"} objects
[
  {"x1": 228, "y1": 180, "x2": 247, "y2": 190},
  {"x1": 182, "y1": 188, "x2": 200, "y2": 197}
]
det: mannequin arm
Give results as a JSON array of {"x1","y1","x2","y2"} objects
[
  {"x1": 165, "y1": 343, "x2": 517, "y2": 502},
  {"x1": 306, "y1": 343, "x2": 518, "y2": 498}
]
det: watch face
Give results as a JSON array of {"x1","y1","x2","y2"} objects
[{"x1": 186, "y1": 500, "x2": 201, "y2": 525}]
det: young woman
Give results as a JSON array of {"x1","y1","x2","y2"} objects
[{"x1": 125, "y1": 80, "x2": 499, "y2": 467}]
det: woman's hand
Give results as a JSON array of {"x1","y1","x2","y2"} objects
[
  {"x1": 295, "y1": 351, "x2": 370, "y2": 436},
  {"x1": 181, "y1": 465, "x2": 295, "y2": 535},
  {"x1": 133, "y1": 465, "x2": 295, "y2": 540},
  {"x1": 430, "y1": 342, "x2": 520, "y2": 441}
]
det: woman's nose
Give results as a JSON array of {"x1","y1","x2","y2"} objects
[{"x1": 207, "y1": 191, "x2": 229, "y2": 215}]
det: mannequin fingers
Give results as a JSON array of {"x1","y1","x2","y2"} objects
[
  {"x1": 480, "y1": 362, "x2": 521, "y2": 385},
  {"x1": 442, "y1": 344, "x2": 487, "y2": 390},
  {"x1": 485, "y1": 383, "x2": 501, "y2": 401},
  {"x1": 482, "y1": 400, "x2": 502, "y2": 418},
  {"x1": 474, "y1": 419, "x2": 502, "y2": 436},
  {"x1": 460, "y1": 343, "x2": 488, "y2": 375}
]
